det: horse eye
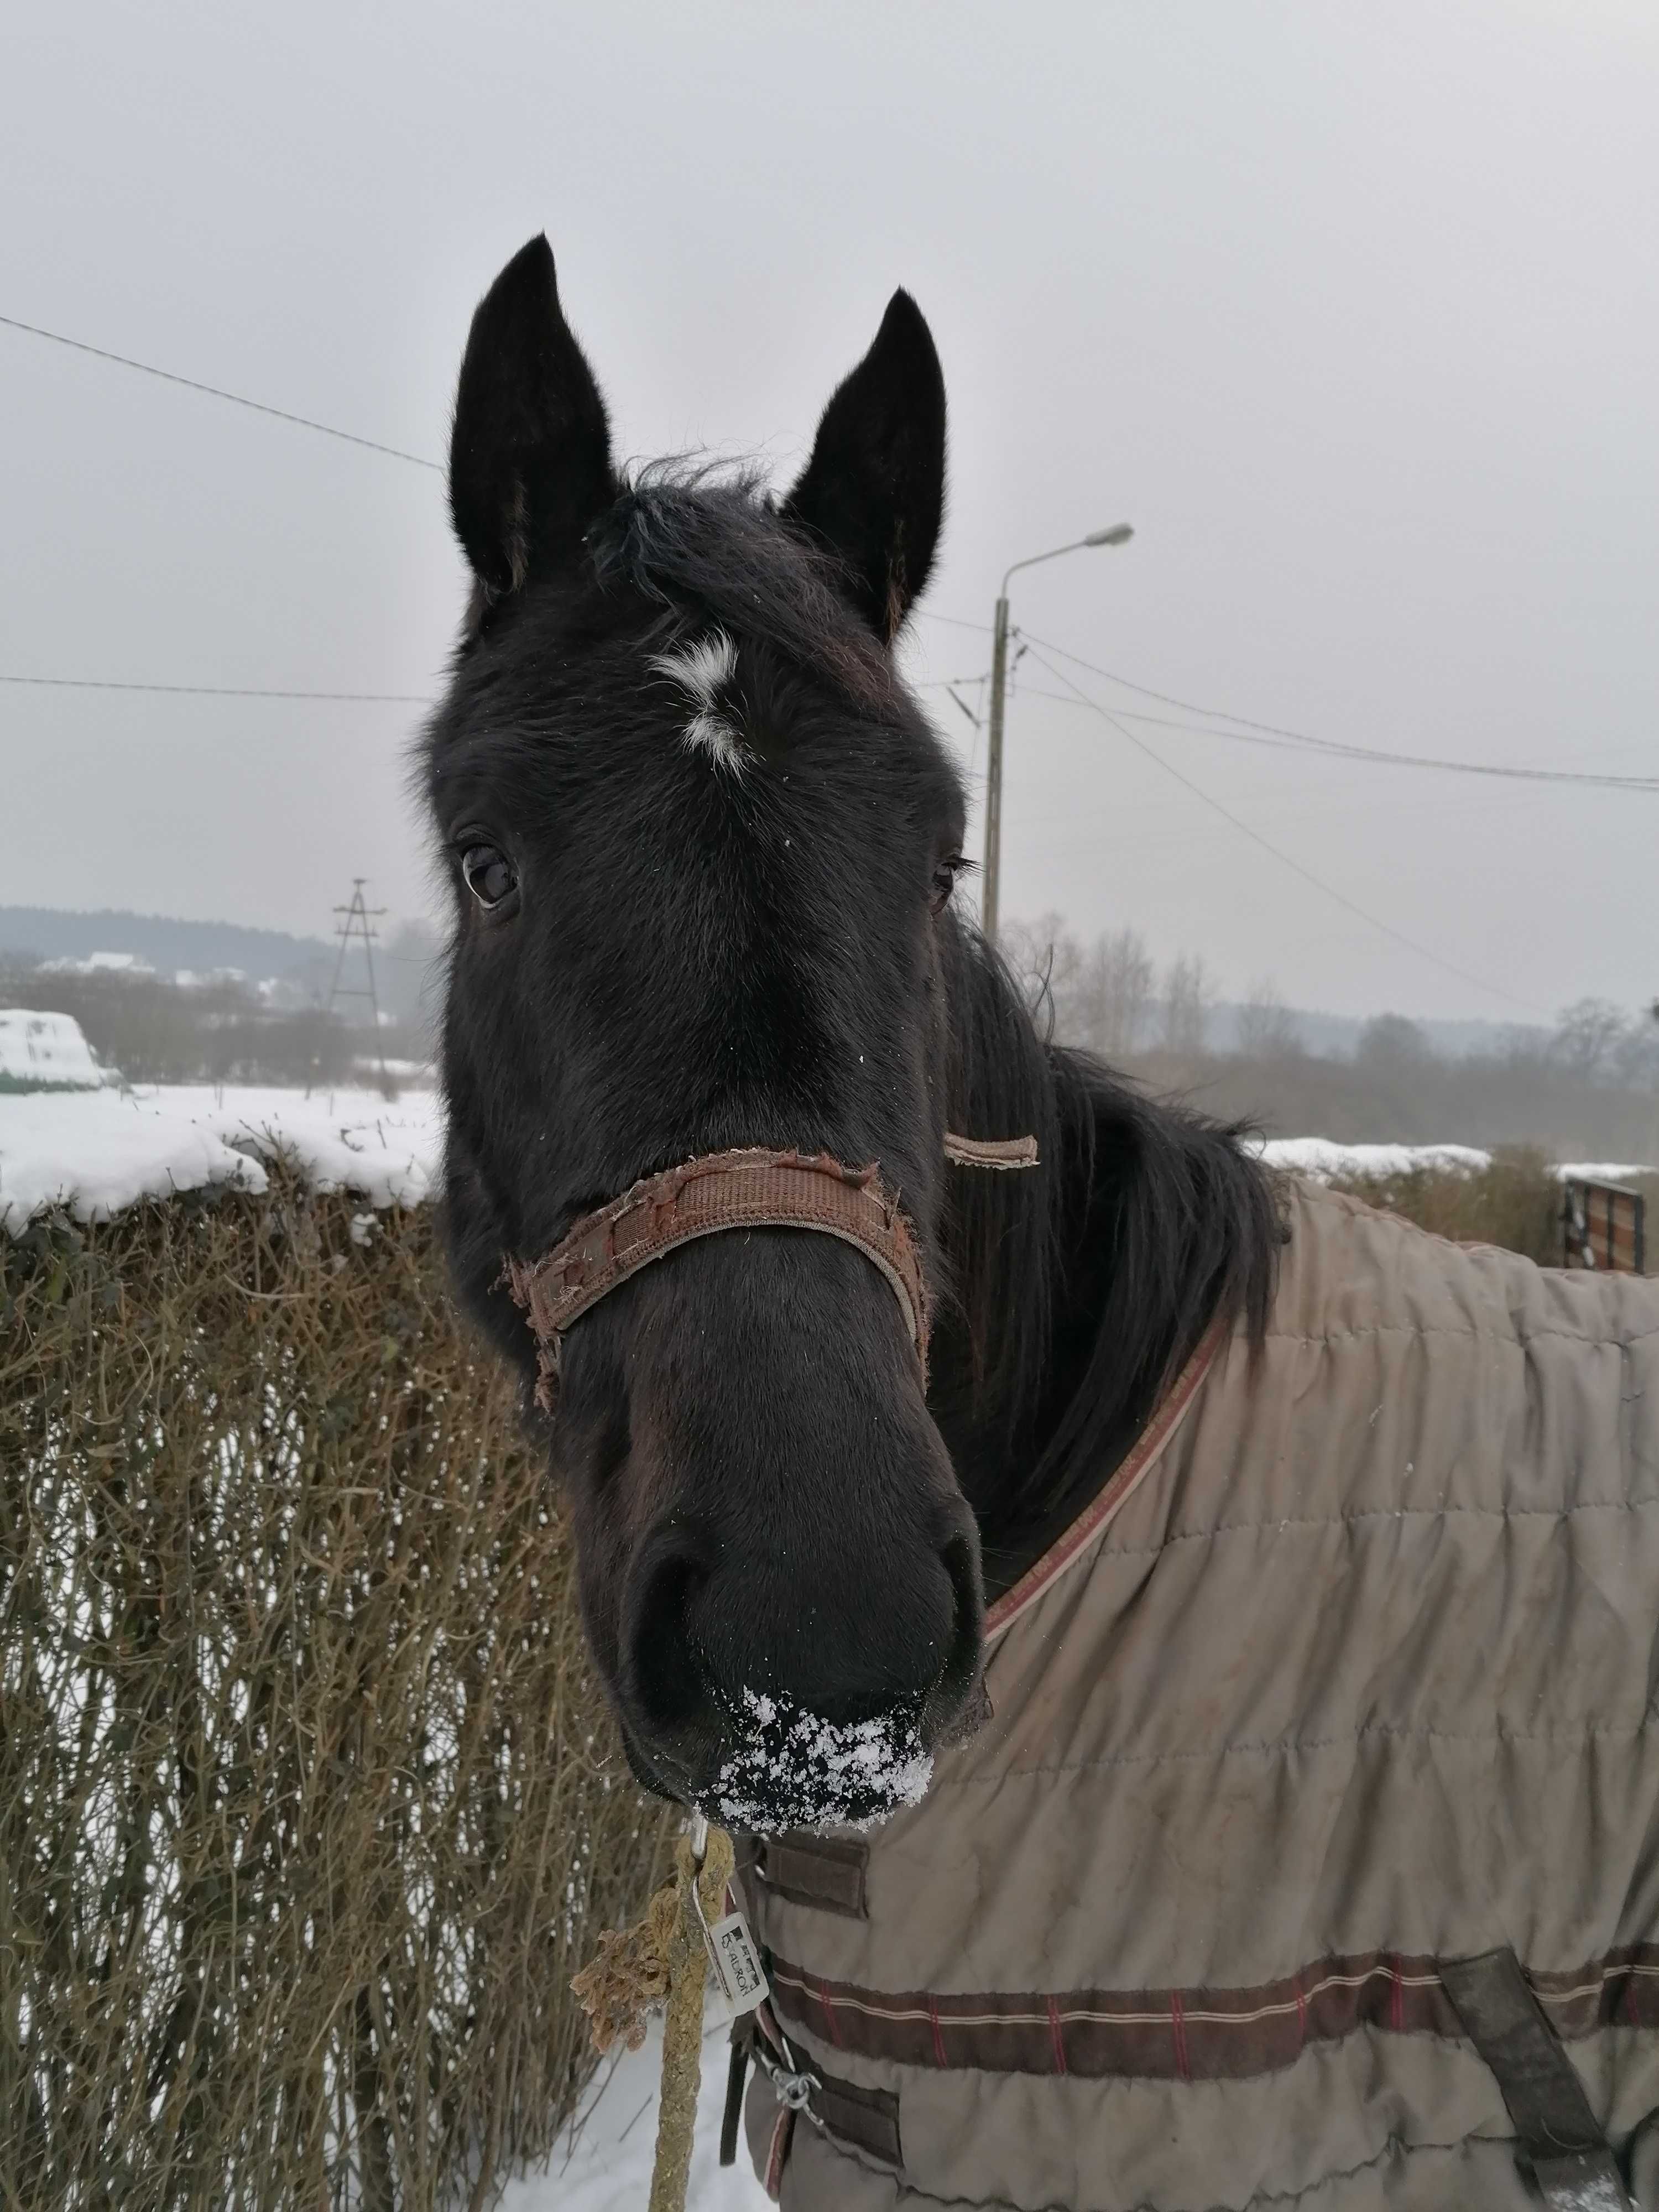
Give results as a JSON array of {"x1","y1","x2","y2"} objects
[
  {"x1": 929, "y1": 856, "x2": 964, "y2": 916},
  {"x1": 461, "y1": 843, "x2": 517, "y2": 910}
]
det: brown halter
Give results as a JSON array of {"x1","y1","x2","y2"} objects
[{"x1": 503, "y1": 1134, "x2": 1038, "y2": 1415}]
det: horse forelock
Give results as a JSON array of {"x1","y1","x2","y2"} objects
[
  {"x1": 430, "y1": 464, "x2": 930, "y2": 796},
  {"x1": 589, "y1": 465, "x2": 907, "y2": 717}
]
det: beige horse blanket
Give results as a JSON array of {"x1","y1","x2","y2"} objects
[{"x1": 739, "y1": 1176, "x2": 1659, "y2": 2210}]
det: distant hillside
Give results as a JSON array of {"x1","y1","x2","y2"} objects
[
  {"x1": 1, "y1": 910, "x2": 1544, "y2": 1061},
  {"x1": 0, "y1": 907, "x2": 335, "y2": 985}
]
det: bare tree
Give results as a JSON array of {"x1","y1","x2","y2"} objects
[
  {"x1": 999, "y1": 912, "x2": 1083, "y2": 1038},
  {"x1": 1356, "y1": 1013, "x2": 1435, "y2": 1071},
  {"x1": 1550, "y1": 998, "x2": 1629, "y2": 1084},
  {"x1": 1078, "y1": 926, "x2": 1154, "y2": 1059},
  {"x1": 1160, "y1": 952, "x2": 1214, "y2": 1057},
  {"x1": 1237, "y1": 977, "x2": 1303, "y2": 1061},
  {"x1": 1614, "y1": 1010, "x2": 1659, "y2": 1092},
  {"x1": 1004, "y1": 916, "x2": 1152, "y2": 1056},
  {"x1": 985, "y1": 917, "x2": 1657, "y2": 1155}
]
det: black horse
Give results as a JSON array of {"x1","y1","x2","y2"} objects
[
  {"x1": 424, "y1": 236, "x2": 1279, "y2": 1826},
  {"x1": 423, "y1": 242, "x2": 1659, "y2": 2212}
]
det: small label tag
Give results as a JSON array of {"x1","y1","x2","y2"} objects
[{"x1": 704, "y1": 1910, "x2": 769, "y2": 2014}]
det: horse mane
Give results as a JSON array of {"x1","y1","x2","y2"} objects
[{"x1": 934, "y1": 922, "x2": 1282, "y2": 1572}]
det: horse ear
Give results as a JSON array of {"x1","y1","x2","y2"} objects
[
  {"x1": 449, "y1": 235, "x2": 615, "y2": 600},
  {"x1": 782, "y1": 290, "x2": 946, "y2": 643}
]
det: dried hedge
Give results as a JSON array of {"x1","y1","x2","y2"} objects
[
  {"x1": 0, "y1": 1170, "x2": 673, "y2": 2212},
  {"x1": 1319, "y1": 1145, "x2": 1658, "y2": 1270}
]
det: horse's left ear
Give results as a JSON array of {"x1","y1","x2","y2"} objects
[
  {"x1": 782, "y1": 290, "x2": 946, "y2": 643},
  {"x1": 449, "y1": 234, "x2": 616, "y2": 601}
]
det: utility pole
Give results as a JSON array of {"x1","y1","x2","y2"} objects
[
  {"x1": 980, "y1": 594, "x2": 1011, "y2": 943},
  {"x1": 326, "y1": 879, "x2": 389, "y2": 1086},
  {"x1": 979, "y1": 524, "x2": 1134, "y2": 945}
]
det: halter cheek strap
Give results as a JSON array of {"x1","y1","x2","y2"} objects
[{"x1": 502, "y1": 1134, "x2": 1037, "y2": 1415}]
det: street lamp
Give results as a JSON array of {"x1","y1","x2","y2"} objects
[{"x1": 979, "y1": 524, "x2": 1134, "y2": 942}]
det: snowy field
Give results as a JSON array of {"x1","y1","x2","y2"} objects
[{"x1": 1, "y1": 1082, "x2": 1650, "y2": 1235}]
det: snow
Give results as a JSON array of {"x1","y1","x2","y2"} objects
[
  {"x1": 707, "y1": 1689, "x2": 933, "y2": 1834},
  {"x1": 0, "y1": 1083, "x2": 443, "y2": 1232},
  {"x1": 499, "y1": 2015, "x2": 766, "y2": 2212},
  {"x1": 1260, "y1": 1139, "x2": 1653, "y2": 1185},
  {"x1": 0, "y1": 1010, "x2": 110, "y2": 1090},
  {"x1": 0, "y1": 1082, "x2": 1645, "y2": 1241},
  {"x1": 1258, "y1": 1138, "x2": 1494, "y2": 1181}
]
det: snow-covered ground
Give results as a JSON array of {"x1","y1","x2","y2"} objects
[
  {"x1": 500, "y1": 2017, "x2": 767, "y2": 2212},
  {"x1": 0, "y1": 1082, "x2": 442, "y2": 1232}
]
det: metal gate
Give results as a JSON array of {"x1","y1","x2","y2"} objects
[{"x1": 1561, "y1": 1178, "x2": 1647, "y2": 1273}]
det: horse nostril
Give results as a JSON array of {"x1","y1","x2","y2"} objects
[
  {"x1": 628, "y1": 1546, "x2": 710, "y2": 1737},
  {"x1": 624, "y1": 1502, "x2": 985, "y2": 1803}
]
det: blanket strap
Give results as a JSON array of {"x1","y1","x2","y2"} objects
[{"x1": 1441, "y1": 1948, "x2": 1630, "y2": 2211}]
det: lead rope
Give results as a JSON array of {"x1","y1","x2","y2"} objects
[
  {"x1": 571, "y1": 1815, "x2": 749, "y2": 2212},
  {"x1": 648, "y1": 1819, "x2": 733, "y2": 2212}
]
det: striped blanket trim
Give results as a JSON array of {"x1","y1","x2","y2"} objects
[{"x1": 769, "y1": 1945, "x2": 1659, "y2": 2083}]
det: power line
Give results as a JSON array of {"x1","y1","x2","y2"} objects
[
  {"x1": 8, "y1": 649, "x2": 1650, "y2": 807},
  {"x1": 1018, "y1": 642, "x2": 1549, "y2": 1016},
  {"x1": 1009, "y1": 684, "x2": 1659, "y2": 792},
  {"x1": 0, "y1": 674, "x2": 430, "y2": 702},
  {"x1": 921, "y1": 655, "x2": 1658, "y2": 792},
  {"x1": 0, "y1": 314, "x2": 1641, "y2": 792},
  {"x1": 0, "y1": 310, "x2": 441, "y2": 471},
  {"x1": 916, "y1": 609, "x2": 994, "y2": 635},
  {"x1": 1016, "y1": 629, "x2": 1659, "y2": 793}
]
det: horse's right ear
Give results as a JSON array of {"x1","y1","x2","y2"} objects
[{"x1": 449, "y1": 236, "x2": 615, "y2": 601}]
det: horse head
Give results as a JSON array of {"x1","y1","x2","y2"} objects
[{"x1": 424, "y1": 236, "x2": 985, "y2": 1828}]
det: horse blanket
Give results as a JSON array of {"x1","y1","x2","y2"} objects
[{"x1": 739, "y1": 1175, "x2": 1659, "y2": 2210}]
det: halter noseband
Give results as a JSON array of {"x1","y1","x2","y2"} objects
[{"x1": 503, "y1": 1135, "x2": 1037, "y2": 1415}]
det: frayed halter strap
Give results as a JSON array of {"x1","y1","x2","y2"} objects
[{"x1": 503, "y1": 1134, "x2": 1037, "y2": 1415}]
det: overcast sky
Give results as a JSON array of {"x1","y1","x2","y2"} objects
[{"x1": 3, "y1": 1, "x2": 1655, "y2": 1020}]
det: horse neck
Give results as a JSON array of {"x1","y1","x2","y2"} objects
[{"x1": 930, "y1": 927, "x2": 1279, "y2": 1584}]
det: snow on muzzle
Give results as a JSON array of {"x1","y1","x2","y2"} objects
[{"x1": 700, "y1": 1689, "x2": 936, "y2": 1834}]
